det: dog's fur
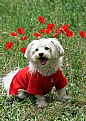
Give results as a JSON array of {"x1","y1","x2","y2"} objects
[{"x1": 3, "y1": 38, "x2": 69, "y2": 108}]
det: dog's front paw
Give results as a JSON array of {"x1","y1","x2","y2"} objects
[
  {"x1": 36, "y1": 100, "x2": 47, "y2": 108},
  {"x1": 36, "y1": 95, "x2": 47, "y2": 108},
  {"x1": 57, "y1": 87, "x2": 72, "y2": 102},
  {"x1": 16, "y1": 89, "x2": 29, "y2": 99}
]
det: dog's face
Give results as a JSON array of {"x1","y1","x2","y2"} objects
[
  {"x1": 24, "y1": 38, "x2": 64, "y2": 66},
  {"x1": 30, "y1": 42, "x2": 51, "y2": 65}
]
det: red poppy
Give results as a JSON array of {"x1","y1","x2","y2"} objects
[
  {"x1": 39, "y1": 29, "x2": 45, "y2": 33},
  {"x1": 79, "y1": 31, "x2": 86, "y2": 38},
  {"x1": 45, "y1": 29, "x2": 52, "y2": 34},
  {"x1": 55, "y1": 24, "x2": 69, "y2": 33},
  {"x1": 55, "y1": 27, "x2": 64, "y2": 34},
  {"x1": 46, "y1": 23, "x2": 55, "y2": 31},
  {"x1": 6, "y1": 42, "x2": 13, "y2": 50},
  {"x1": 10, "y1": 32, "x2": 18, "y2": 36},
  {"x1": 62, "y1": 24, "x2": 70, "y2": 31},
  {"x1": 17, "y1": 28, "x2": 25, "y2": 34},
  {"x1": 38, "y1": 16, "x2": 46, "y2": 24},
  {"x1": 20, "y1": 47, "x2": 26, "y2": 54},
  {"x1": 34, "y1": 32, "x2": 41, "y2": 37},
  {"x1": 65, "y1": 30, "x2": 75, "y2": 38},
  {"x1": 52, "y1": 32, "x2": 59, "y2": 38},
  {"x1": 20, "y1": 36, "x2": 27, "y2": 41}
]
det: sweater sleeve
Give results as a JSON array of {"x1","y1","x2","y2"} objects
[{"x1": 55, "y1": 70, "x2": 67, "y2": 90}]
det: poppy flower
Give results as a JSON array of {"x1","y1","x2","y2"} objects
[
  {"x1": 65, "y1": 30, "x2": 75, "y2": 38},
  {"x1": 20, "y1": 36, "x2": 27, "y2": 41},
  {"x1": 17, "y1": 28, "x2": 25, "y2": 34},
  {"x1": 45, "y1": 29, "x2": 52, "y2": 34},
  {"x1": 34, "y1": 32, "x2": 41, "y2": 37},
  {"x1": 46, "y1": 23, "x2": 55, "y2": 31},
  {"x1": 6, "y1": 42, "x2": 13, "y2": 50},
  {"x1": 52, "y1": 32, "x2": 59, "y2": 38},
  {"x1": 55, "y1": 27, "x2": 64, "y2": 34},
  {"x1": 38, "y1": 16, "x2": 46, "y2": 24},
  {"x1": 55, "y1": 24, "x2": 70, "y2": 33},
  {"x1": 79, "y1": 31, "x2": 86, "y2": 38},
  {"x1": 10, "y1": 32, "x2": 18, "y2": 36},
  {"x1": 20, "y1": 47, "x2": 26, "y2": 54},
  {"x1": 39, "y1": 29, "x2": 45, "y2": 33},
  {"x1": 62, "y1": 24, "x2": 70, "y2": 31}
]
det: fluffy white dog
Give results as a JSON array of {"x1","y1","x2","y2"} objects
[{"x1": 3, "y1": 38, "x2": 68, "y2": 108}]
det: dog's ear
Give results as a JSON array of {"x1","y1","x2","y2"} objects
[
  {"x1": 50, "y1": 38, "x2": 64, "y2": 57},
  {"x1": 24, "y1": 42, "x2": 33, "y2": 59}
]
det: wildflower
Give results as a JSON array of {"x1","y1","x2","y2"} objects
[
  {"x1": 55, "y1": 27, "x2": 64, "y2": 34},
  {"x1": 20, "y1": 36, "x2": 27, "y2": 41},
  {"x1": 65, "y1": 30, "x2": 75, "y2": 38},
  {"x1": 54, "y1": 27, "x2": 64, "y2": 37},
  {"x1": 79, "y1": 31, "x2": 86, "y2": 38},
  {"x1": 52, "y1": 32, "x2": 59, "y2": 38},
  {"x1": 17, "y1": 28, "x2": 25, "y2": 34},
  {"x1": 57, "y1": 24, "x2": 74, "y2": 38},
  {"x1": 38, "y1": 16, "x2": 46, "y2": 24},
  {"x1": 62, "y1": 24, "x2": 70, "y2": 31},
  {"x1": 6, "y1": 42, "x2": 13, "y2": 50},
  {"x1": 39, "y1": 29, "x2": 45, "y2": 33},
  {"x1": 34, "y1": 32, "x2": 41, "y2": 37},
  {"x1": 20, "y1": 47, "x2": 26, "y2": 54},
  {"x1": 45, "y1": 29, "x2": 52, "y2": 34},
  {"x1": 46, "y1": 23, "x2": 55, "y2": 31},
  {"x1": 10, "y1": 32, "x2": 18, "y2": 36}
]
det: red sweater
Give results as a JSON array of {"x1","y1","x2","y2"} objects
[{"x1": 9, "y1": 67, "x2": 67, "y2": 95}]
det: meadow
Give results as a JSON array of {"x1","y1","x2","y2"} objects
[{"x1": 0, "y1": 0, "x2": 86, "y2": 120}]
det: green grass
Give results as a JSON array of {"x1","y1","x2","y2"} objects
[{"x1": 0, "y1": 0, "x2": 86, "y2": 120}]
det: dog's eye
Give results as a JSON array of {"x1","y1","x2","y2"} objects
[
  {"x1": 45, "y1": 47, "x2": 49, "y2": 50},
  {"x1": 35, "y1": 48, "x2": 38, "y2": 51}
]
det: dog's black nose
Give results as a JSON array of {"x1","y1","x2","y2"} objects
[{"x1": 39, "y1": 53, "x2": 44, "y2": 57}]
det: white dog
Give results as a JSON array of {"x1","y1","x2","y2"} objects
[{"x1": 3, "y1": 38, "x2": 69, "y2": 108}]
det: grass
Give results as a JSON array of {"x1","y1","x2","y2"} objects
[{"x1": 0, "y1": 0, "x2": 86, "y2": 120}]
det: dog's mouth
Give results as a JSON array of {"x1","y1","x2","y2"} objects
[{"x1": 38, "y1": 57, "x2": 48, "y2": 65}]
